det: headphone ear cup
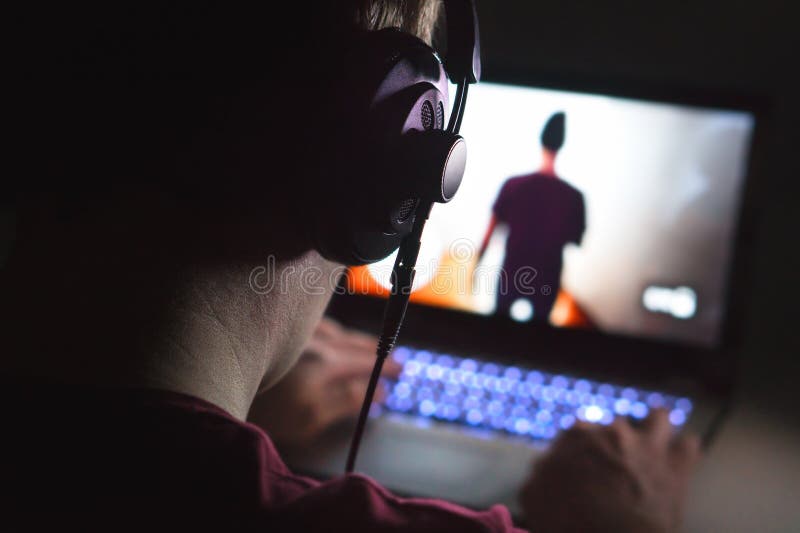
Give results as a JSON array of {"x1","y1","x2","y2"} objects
[
  {"x1": 399, "y1": 130, "x2": 467, "y2": 204},
  {"x1": 309, "y1": 29, "x2": 450, "y2": 265}
]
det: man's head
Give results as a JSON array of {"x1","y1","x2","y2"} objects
[
  {"x1": 5, "y1": 2, "x2": 443, "y2": 414},
  {"x1": 537, "y1": 111, "x2": 565, "y2": 176},
  {"x1": 541, "y1": 111, "x2": 566, "y2": 154},
  {"x1": 13, "y1": 2, "x2": 442, "y2": 264}
]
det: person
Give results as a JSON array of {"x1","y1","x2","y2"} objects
[
  {"x1": 476, "y1": 112, "x2": 586, "y2": 322},
  {"x1": 1, "y1": 3, "x2": 700, "y2": 531}
]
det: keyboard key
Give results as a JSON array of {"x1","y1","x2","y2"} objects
[
  {"x1": 676, "y1": 398, "x2": 693, "y2": 412},
  {"x1": 385, "y1": 347, "x2": 693, "y2": 442},
  {"x1": 647, "y1": 392, "x2": 665, "y2": 408},
  {"x1": 437, "y1": 355, "x2": 455, "y2": 368},
  {"x1": 630, "y1": 401, "x2": 649, "y2": 419},
  {"x1": 460, "y1": 359, "x2": 478, "y2": 372},
  {"x1": 559, "y1": 413, "x2": 576, "y2": 429},
  {"x1": 614, "y1": 397, "x2": 631, "y2": 415},
  {"x1": 669, "y1": 409, "x2": 687, "y2": 425},
  {"x1": 621, "y1": 387, "x2": 638, "y2": 401},
  {"x1": 419, "y1": 399, "x2": 436, "y2": 416},
  {"x1": 415, "y1": 351, "x2": 433, "y2": 364},
  {"x1": 535, "y1": 409, "x2": 553, "y2": 425},
  {"x1": 482, "y1": 363, "x2": 500, "y2": 376},
  {"x1": 526, "y1": 371, "x2": 544, "y2": 384},
  {"x1": 466, "y1": 409, "x2": 483, "y2": 425},
  {"x1": 393, "y1": 347, "x2": 411, "y2": 363},
  {"x1": 597, "y1": 383, "x2": 616, "y2": 397}
]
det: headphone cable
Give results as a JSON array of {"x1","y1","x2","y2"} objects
[{"x1": 345, "y1": 203, "x2": 430, "y2": 474}]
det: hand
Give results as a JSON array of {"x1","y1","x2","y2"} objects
[
  {"x1": 519, "y1": 410, "x2": 702, "y2": 533},
  {"x1": 248, "y1": 318, "x2": 400, "y2": 447}
]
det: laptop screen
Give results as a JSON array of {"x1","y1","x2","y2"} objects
[{"x1": 347, "y1": 82, "x2": 755, "y2": 349}]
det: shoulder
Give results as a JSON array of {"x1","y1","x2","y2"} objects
[
  {"x1": 562, "y1": 180, "x2": 585, "y2": 204},
  {"x1": 498, "y1": 175, "x2": 525, "y2": 194},
  {"x1": 499, "y1": 173, "x2": 541, "y2": 195},
  {"x1": 547, "y1": 176, "x2": 584, "y2": 199}
]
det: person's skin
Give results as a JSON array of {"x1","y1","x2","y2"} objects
[
  {"x1": 521, "y1": 412, "x2": 702, "y2": 532},
  {"x1": 249, "y1": 317, "x2": 401, "y2": 447},
  {"x1": 538, "y1": 147, "x2": 558, "y2": 177}
]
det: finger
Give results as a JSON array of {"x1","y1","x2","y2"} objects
[
  {"x1": 331, "y1": 328, "x2": 378, "y2": 354},
  {"x1": 373, "y1": 381, "x2": 389, "y2": 404},
  {"x1": 546, "y1": 421, "x2": 611, "y2": 461},
  {"x1": 607, "y1": 415, "x2": 637, "y2": 451},
  {"x1": 306, "y1": 334, "x2": 374, "y2": 368},
  {"x1": 382, "y1": 357, "x2": 402, "y2": 378},
  {"x1": 550, "y1": 420, "x2": 595, "y2": 449},
  {"x1": 670, "y1": 432, "x2": 703, "y2": 471},
  {"x1": 330, "y1": 354, "x2": 400, "y2": 383},
  {"x1": 308, "y1": 333, "x2": 372, "y2": 363},
  {"x1": 640, "y1": 408, "x2": 672, "y2": 446},
  {"x1": 326, "y1": 355, "x2": 381, "y2": 381},
  {"x1": 565, "y1": 420, "x2": 595, "y2": 435},
  {"x1": 313, "y1": 317, "x2": 344, "y2": 340},
  {"x1": 318, "y1": 378, "x2": 372, "y2": 428},
  {"x1": 315, "y1": 319, "x2": 376, "y2": 348},
  {"x1": 320, "y1": 336, "x2": 377, "y2": 365},
  {"x1": 302, "y1": 338, "x2": 338, "y2": 364},
  {"x1": 346, "y1": 378, "x2": 373, "y2": 409},
  {"x1": 343, "y1": 325, "x2": 379, "y2": 346}
]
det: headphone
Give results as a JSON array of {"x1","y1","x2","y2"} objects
[
  {"x1": 311, "y1": 0, "x2": 480, "y2": 266},
  {"x1": 322, "y1": 0, "x2": 481, "y2": 473}
]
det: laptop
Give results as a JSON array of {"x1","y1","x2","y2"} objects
[{"x1": 283, "y1": 77, "x2": 761, "y2": 517}]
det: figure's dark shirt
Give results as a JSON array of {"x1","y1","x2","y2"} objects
[
  {"x1": 493, "y1": 173, "x2": 586, "y2": 283},
  {"x1": 3, "y1": 384, "x2": 522, "y2": 532}
]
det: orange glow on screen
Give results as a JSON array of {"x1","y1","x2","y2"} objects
[{"x1": 346, "y1": 249, "x2": 593, "y2": 329}]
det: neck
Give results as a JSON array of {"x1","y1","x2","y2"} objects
[
  {"x1": 137, "y1": 263, "x2": 276, "y2": 420},
  {"x1": 539, "y1": 149, "x2": 557, "y2": 176},
  {"x1": 1, "y1": 229, "x2": 333, "y2": 420}
]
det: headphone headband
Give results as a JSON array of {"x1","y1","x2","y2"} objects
[{"x1": 442, "y1": 0, "x2": 481, "y2": 84}]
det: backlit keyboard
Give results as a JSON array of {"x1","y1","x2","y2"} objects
[{"x1": 382, "y1": 346, "x2": 692, "y2": 441}]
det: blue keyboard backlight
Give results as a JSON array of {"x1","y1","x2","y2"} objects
[{"x1": 382, "y1": 347, "x2": 694, "y2": 442}]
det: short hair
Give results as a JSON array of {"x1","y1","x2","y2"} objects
[
  {"x1": 10, "y1": 2, "x2": 442, "y2": 209},
  {"x1": 540, "y1": 112, "x2": 566, "y2": 152},
  {"x1": 355, "y1": 0, "x2": 442, "y2": 45}
]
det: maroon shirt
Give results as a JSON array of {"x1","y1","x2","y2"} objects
[
  {"x1": 4, "y1": 385, "x2": 524, "y2": 532},
  {"x1": 492, "y1": 172, "x2": 585, "y2": 319}
]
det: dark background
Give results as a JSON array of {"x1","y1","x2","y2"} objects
[
  {"x1": 476, "y1": 0, "x2": 799, "y2": 418},
  {"x1": 1, "y1": 2, "x2": 797, "y2": 529}
]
